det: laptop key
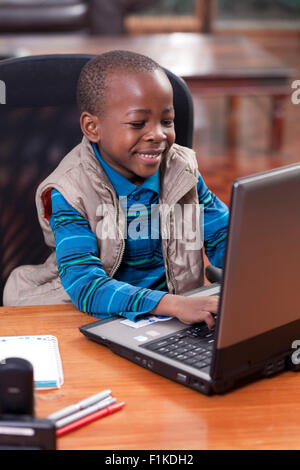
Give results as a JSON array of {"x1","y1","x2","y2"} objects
[
  {"x1": 194, "y1": 355, "x2": 207, "y2": 362},
  {"x1": 166, "y1": 351, "x2": 180, "y2": 358},
  {"x1": 186, "y1": 351, "x2": 198, "y2": 357},
  {"x1": 147, "y1": 340, "x2": 169, "y2": 350},
  {"x1": 194, "y1": 361, "x2": 209, "y2": 369},
  {"x1": 176, "y1": 354, "x2": 189, "y2": 361},
  {"x1": 185, "y1": 357, "x2": 199, "y2": 365},
  {"x1": 204, "y1": 351, "x2": 212, "y2": 357},
  {"x1": 174, "y1": 333, "x2": 186, "y2": 339},
  {"x1": 174, "y1": 347, "x2": 187, "y2": 354},
  {"x1": 157, "y1": 347, "x2": 169, "y2": 353}
]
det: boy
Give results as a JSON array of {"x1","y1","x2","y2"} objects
[{"x1": 3, "y1": 51, "x2": 229, "y2": 329}]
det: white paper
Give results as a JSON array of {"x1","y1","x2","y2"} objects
[{"x1": 0, "y1": 335, "x2": 64, "y2": 390}]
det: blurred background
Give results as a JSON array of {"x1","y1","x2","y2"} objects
[
  {"x1": 124, "y1": 0, "x2": 300, "y2": 203},
  {"x1": 0, "y1": 0, "x2": 299, "y2": 203}
]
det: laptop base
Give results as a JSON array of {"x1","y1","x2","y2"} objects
[
  {"x1": 80, "y1": 320, "x2": 296, "y2": 396},
  {"x1": 80, "y1": 321, "x2": 213, "y2": 395}
]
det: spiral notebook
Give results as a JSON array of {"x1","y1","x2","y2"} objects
[{"x1": 0, "y1": 335, "x2": 64, "y2": 390}]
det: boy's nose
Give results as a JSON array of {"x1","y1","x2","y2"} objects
[{"x1": 144, "y1": 124, "x2": 166, "y2": 142}]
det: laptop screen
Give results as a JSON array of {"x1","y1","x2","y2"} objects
[{"x1": 216, "y1": 164, "x2": 300, "y2": 350}]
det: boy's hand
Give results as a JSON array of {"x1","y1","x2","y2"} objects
[{"x1": 152, "y1": 294, "x2": 219, "y2": 329}]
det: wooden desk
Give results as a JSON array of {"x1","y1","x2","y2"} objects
[
  {"x1": 1, "y1": 304, "x2": 300, "y2": 450},
  {"x1": 0, "y1": 33, "x2": 293, "y2": 152}
]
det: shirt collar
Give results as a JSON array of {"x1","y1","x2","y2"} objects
[{"x1": 92, "y1": 142, "x2": 160, "y2": 197}]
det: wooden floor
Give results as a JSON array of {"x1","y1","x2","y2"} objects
[{"x1": 192, "y1": 32, "x2": 300, "y2": 206}]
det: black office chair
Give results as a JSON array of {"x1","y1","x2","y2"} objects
[{"x1": 0, "y1": 53, "x2": 201, "y2": 304}]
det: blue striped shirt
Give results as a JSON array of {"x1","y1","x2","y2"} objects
[{"x1": 49, "y1": 145, "x2": 229, "y2": 320}]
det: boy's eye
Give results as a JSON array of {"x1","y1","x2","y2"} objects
[
  {"x1": 162, "y1": 119, "x2": 174, "y2": 127},
  {"x1": 129, "y1": 121, "x2": 145, "y2": 129}
]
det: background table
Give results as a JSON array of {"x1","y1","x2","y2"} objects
[
  {"x1": 0, "y1": 32, "x2": 293, "y2": 151},
  {"x1": 1, "y1": 304, "x2": 300, "y2": 450}
]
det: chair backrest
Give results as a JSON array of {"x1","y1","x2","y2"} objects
[
  {"x1": 0, "y1": 1, "x2": 89, "y2": 34},
  {"x1": 0, "y1": 53, "x2": 194, "y2": 304}
]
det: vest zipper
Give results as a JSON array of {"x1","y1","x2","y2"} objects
[
  {"x1": 166, "y1": 255, "x2": 177, "y2": 294},
  {"x1": 162, "y1": 169, "x2": 198, "y2": 296},
  {"x1": 105, "y1": 186, "x2": 125, "y2": 278},
  {"x1": 164, "y1": 211, "x2": 177, "y2": 295},
  {"x1": 110, "y1": 241, "x2": 125, "y2": 278}
]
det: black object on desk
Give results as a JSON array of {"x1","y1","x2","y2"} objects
[
  {"x1": 0, "y1": 358, "x2": 34, "y2": 416},
  {"x1": 0, "y1": 358, "x2": 56, "y2": 450}
]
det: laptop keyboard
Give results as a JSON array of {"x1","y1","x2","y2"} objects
[{"x1": 140, "y1": 323, "x2": 215, "y2": 370}]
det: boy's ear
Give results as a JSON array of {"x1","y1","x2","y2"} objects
[{"x1": 80, "y1": 112, "x2": 101, "y2": 142}]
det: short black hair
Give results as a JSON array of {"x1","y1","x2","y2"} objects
[{"x1": 77, "y1": 50, "x2": 163, "y2": 115}]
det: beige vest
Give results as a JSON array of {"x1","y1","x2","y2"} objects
[{"x1": 3, "y1": 137, "x2": 204, "y2": 306}]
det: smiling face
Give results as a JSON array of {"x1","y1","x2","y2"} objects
[{"x1": 80, "y1": 68, "x2": 176, "y2": 186}]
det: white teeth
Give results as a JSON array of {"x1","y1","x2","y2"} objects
[{"x1": 137, "y1": 153, "x2": 161, "y2": 159}]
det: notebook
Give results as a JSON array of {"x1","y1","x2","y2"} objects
[
  {"x1": 80, "y1": 163, "x2": 300, "y2": 395},
  {"x1": 0, "y1": 335, "x2": 64, "y2": 390}
]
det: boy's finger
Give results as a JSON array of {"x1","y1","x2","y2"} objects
[
  {"x1": 201, "y1": 311, "x2": 215, "y2": 330},
  {"x1": 203, "y1": 296, "x2": 219, "y2": 313}
]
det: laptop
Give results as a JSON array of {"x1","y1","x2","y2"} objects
[{"x1": 80, "y1": 163, "x2": 300, "y2": 395}]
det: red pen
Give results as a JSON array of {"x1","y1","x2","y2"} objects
[{"x1": 56, "y1": 401, "x2": 126, "y2": 437}]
